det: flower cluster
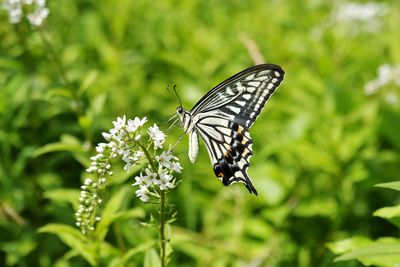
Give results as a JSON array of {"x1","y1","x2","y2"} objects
[
  {"x1": 363, "y1": 64, "x2": 400, "y2": 105},
  {"x1": 133, "y1": 149, "x2": 182, "y2": 202},
  {"x1": 364, "y1": 64, "x2": 400, "y2": 95},
  {"x1": 75, "y1": 178, "x2": 105, "y2": 234},
  {"x1": 76, "y1": 116, "x2": 182, "y2": 234},
  {"x1": 332, "y1": 2, "x2": 388, "y2": 33},
  {"x1": 2, "y1": 0, "x2": 49, "y2": 26}
]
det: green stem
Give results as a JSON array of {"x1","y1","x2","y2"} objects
[
  {"x1": 137, "y1": 142, "x2": 167, "y2": 266},
  {"x1": 137, "y1": 143, "x2": 158, "y2": 172},
  {"x1": 160, "y1": 190, "x2": 166, "y2": 267},
  {"x1": 37, "y1": 29, "x2": 70, "y2": 86},
  {"x1": 37, "y1": 28, "x2": 84, "y2": 118}
]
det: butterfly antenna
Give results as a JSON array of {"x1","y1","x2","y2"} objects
[{"x1": 173, "y1": 84, "x2": 183, "y2": 107}]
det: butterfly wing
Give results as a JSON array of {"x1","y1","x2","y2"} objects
[
  {"x1": 191, "y1": 64, "x2": 284, "y2": 128},
  {"x1": 191, "y1": 64, "x2": 285, "y2": 194},
  {"x1": 194, "y1": 114, "x2": 256, "y2": 194}
]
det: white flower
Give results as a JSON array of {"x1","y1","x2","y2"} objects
[
  {"x1": 155, "y1": 151, "x2": 173, "y2": 168},
  {"x1": 122, "y1": 149, "x2": 145, "y2": 172},
  {"x1": 34, "y1": 0, "x2": 45, "y2": 6},
  {"x1": 95, "y1": 143, "x2": 107, "y2": 153},
  {"x1": 109, "y1": 125, "x2": 126, "y2": 142},
  {"x1": 2, "y1": 0, "x2": 49, "y2": 26},
  {"x1": 133, "y1": 151, "x2": 145, "y2": 161},
  {"x1": 385, "y1": 92, "x2": 398, "y2": 105},
  {"x1": 148, "y1": 124, "x2": 166, "y2": 149},
  {"x1": 364, "y1": 64, "x2": 400, "y2": 95},
  {"x1": 155, "y1": 172, "x2": 175, "y2": 190},
  {"x1": 132, "y1": 170, "x2": 155, "y2": 188},
  {"x1": 133, "y1": 172, "x2": 147, "y2": 187},
  {"x1": 135, "y1": 186, "x2": 149, "y2": 202},
  {"x1": 112, "y1": 116, "x2": 126, "y2": 130},
  {"x1": 2, "y1": 0, "x2": 22, "y2": 23},
  {"x1": 156, "y1": 151, "x2": 182, "y2": 173},
  {"x1": 144, "y1": 168, "x2": 158, "y2": 185},
  {"x1": 169, "y1": 161, "x2": 183, "y2": 173},
  {"x1": 333, "y1": 2, "x2": 388, "y2": 22},
  {"x1": 102, "y1": 132, "x2": 112, "y2": 141},
  {"x1": 126, "y1": 117, "x2": 147, "y2": 133},
  {"x1": 332, "y1": 2, "x2": 388, "y2": 33},
  {"x1": 27, "y1": 5, "x2": 48, "y2": 26}
]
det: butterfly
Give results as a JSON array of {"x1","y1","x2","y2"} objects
[{"x1": 176, "y1": 64, "x2": 284, "y2": 195}]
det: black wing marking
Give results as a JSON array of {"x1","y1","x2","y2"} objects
[
  {"x1": 191, "y1": 64, "x2": 284, "y2": 128},
  {"x1": 194, "y1": 115, "x2": 257, "y2": 194}
]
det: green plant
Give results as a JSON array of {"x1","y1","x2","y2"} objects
[{"x1": 328, "y1": 181, "x2": 400, "y2": 267}]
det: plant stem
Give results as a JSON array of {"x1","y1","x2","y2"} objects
[
  {"x1": 137, "y1": 143, "x2": 157, "y2": 172},
  {"x1": 160, "y1": 189, "x2": 166, "y2": 267},
  {"x1": 137, "y1": 142, "x2": 167, "y2": 266},
  {"x1": 37, "y1": 29, "x2": 70, "y2": 86}
]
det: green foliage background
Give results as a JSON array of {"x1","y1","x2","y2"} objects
[{"x1": 1, "y1": 0, "x2": 400, "y2": 266}]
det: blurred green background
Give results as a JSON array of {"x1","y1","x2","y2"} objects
[{"x1": 1, "y1": 0, "x2": 400, "y2": 266}]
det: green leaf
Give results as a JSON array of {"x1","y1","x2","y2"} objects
[
  {"x1": 43, "y1": 189, "x2": 81, "y2": 209},
  {"x1": 38, "y1": 224, "x2": 96, "y2": 266},
  {"x1": 164, "y1": 223, "x2": 172, "y2": 242},
  {"x1": 374, "y1": 206, "x2": 400, "y2": 228},
  {"x1": 374, "y1": 206, "x2": 400, "y2": 219},
  {"x1": 109, "y1": 241, "x2": 156, "y2": 267},
  {"x1": 294, "y1": 198, "x2": 338, "y2": 218},
  {"x1": 144, "y1": 248, "x2": 161, "y2": 267},
  {"x1": 375, "y1": 182, "x2": 400, "y2": 191},
  {"x1": 95, "y1": 186, "x2": 130, "y2": 241},
  {"x1": 335, "y1": 238, "x2": 400, "y2": 267},
  {"x1": 32, "y1": 134, "x2": 88, "y2": 166},
  {"x1": 79, "y1": 70, "x2": 99, "y2": 94},
  {"x1": 327, "y1": 236, "x2": 372, "y2": 254}
]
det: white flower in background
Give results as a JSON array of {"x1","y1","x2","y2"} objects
[
  {"x1": 334, "y1": 2, "x2": 387, "y2": 22},
  {"x1": 364, "y1": 64, "x2": 400, "y2": 106},
  {"x1": 331, "y1": 1, "x2": 388, "y2": 33},
  {"x1": 384, "y1": 92, "x2": 398, "y2": 106},
  {"x1": 27, "y1": 2, "x2": 48, "y2": 26},
  {"x1": 364, "y1": 64, "x2": 400, "y2": 95},
  {"x1": 148, "y1": 124, "x2": 166, "y2": 149},
  {"x1": 2, "y1": 0, "x2": 49, "y2": 26}
]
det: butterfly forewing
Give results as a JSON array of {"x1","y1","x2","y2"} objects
[{"x1": 179, "y1": 64, "x2": 284, "y2": 194}]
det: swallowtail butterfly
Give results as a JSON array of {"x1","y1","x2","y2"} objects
[{"x1": 176, "y1": 64, "x2": 284, "y2": 195}]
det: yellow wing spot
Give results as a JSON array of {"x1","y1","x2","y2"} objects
[{"x1": 217, "y1": 172, "x2": 224, "y2": 178}]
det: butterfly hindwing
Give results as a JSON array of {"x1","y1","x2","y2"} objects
[{"x1": 194, "y1": 115, "x2": 257, "y2": 194}]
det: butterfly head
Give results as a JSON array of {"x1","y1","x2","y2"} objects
[{"x1": 176, "y1": 106, "x2": 192, "y2": 132}]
